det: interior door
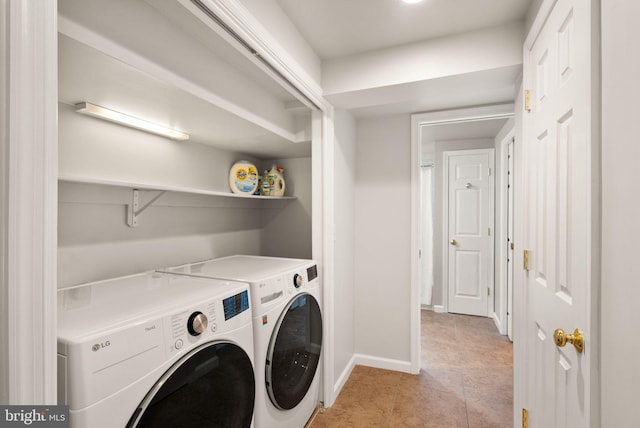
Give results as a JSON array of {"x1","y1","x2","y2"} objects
[
  {"x1": 446, "y1": 149, "x2": 494, "y2": 317},
  {"x1": 522, "y1": 0, "x2": 597, "y2": 426}
]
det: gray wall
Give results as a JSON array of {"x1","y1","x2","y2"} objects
[
  {"x1": 354, "y1": 114, "x2": 412, "y2": 364},
  {"x1": 259, "y1": 157, "x2": 313, "y2": 259}
]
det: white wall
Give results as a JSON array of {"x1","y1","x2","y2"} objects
[
  {"x1": 354, "y1": 114, "x2": 412, "y2": 367},
  {"x1": 323, "y1": 22, "x2": 524, "y2": 97},
  {"x1": 431, "y1": 138, "x2": 497, "y2": 308},
  {"x1": 601, "y1": 2, "x2": 640, "y2": 426},
  {"x1": 332, "y1": 109, "x2": 357, "y2": 389}
]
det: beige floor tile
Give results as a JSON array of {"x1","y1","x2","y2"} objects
[{"x1": 307, "y1": 312, "x2": 513, "y2": 428}]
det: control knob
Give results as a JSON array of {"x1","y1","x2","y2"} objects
[
  {"x1": 187, "y1": 311, "x2": 208, "y2": 336},
  {"x1": 293, "y1": 273, "x2": 303, "y2": 288}
]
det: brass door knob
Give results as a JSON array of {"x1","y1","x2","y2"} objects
[
  {"x1": 450, "y1": 239, "x2": 457, "y2": 246},
  {"x1": 553, "y1": 328, "x2": 584, "y2": 353}
]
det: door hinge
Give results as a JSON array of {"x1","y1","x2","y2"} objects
[
  {"x1": 522, "y1": 408, "x2": 529, "y2": 428},
  {"x1": 523, "y1": 250, "x2": 530, "y2": 271},
  {"x1": 510, "y1": 242, "x2": 515, "y2": 250},
  {"x1": 487, "y1": 288, "x2": 490, "y2": 296},
  {"x1": 524, "y1": 89, "x2": 532, "y2": 112},
  {"x1": 488, "y1": 167, "x2": 492, "y2": 176},
  {"x1": 488, "y1": 227, "x2": 491, "y2": 236}
]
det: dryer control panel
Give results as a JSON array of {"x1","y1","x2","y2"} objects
[{"x1": 285, "y1": 263, "x2": 319, "y2": 296}]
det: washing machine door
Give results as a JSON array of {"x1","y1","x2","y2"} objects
[
  {"x1": 127, "y1": 341, "x2": 254, "y2": 428},
  {"x1": 266, "y1": 293, "x2": 322, "y2": 410}
]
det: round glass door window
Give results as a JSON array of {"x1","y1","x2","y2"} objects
[
  {"x1": 266, "y1": 293, "x2": 322, "y2": 410},
  {"x1": 128, "y1": 341, "x2": 255, "y2": 428}
]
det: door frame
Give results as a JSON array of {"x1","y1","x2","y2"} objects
[
  {"x1": 497, "y1": 129, "x2": 515, "y2": 339},
  {"x1": 410, "y1": 104, "x2": 514, "y2": 373},
  {"x1": 3, "y1": 0, "x2": 334, "y2": 408},
  {"x1": 1, "y1": 0, "x2": 59, "y2": 404},
  {"x1": 442, "y1": 148, "x2": 495, "y2": 317}
]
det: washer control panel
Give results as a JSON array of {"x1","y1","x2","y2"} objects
[
  {"x1": 164, "y1": 288, "x2": 249, "y2": 355},
  {"x1": 168, "y1": 300, "x2": 216, "y2": 352}
]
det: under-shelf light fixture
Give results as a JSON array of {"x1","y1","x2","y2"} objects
[{"x1": 75, "y1": 102, "x2": 190, "y2": 141}]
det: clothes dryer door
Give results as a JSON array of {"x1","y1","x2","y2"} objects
[
  {"x1": 128, "y1": 341, "x2": 254, "y2": 428},
  {"x1": 266, "y1": 293, "x2": 322, "y2": 410}
]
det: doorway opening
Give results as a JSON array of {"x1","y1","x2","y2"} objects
[{"x1": 410, "y1": 104, "x2": 515, "y2": 372}]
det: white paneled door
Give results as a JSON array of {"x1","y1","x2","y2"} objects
[
  {"x1": 445, "y1": 149, "x2": 494, "y2": 317},
  {"x1": 522, "y1": 0, "x2": 598, "y2": 426}
]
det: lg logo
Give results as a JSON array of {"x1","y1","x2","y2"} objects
[{"x1": 91, "y1": 341, "x2": 111, "y2": 352}]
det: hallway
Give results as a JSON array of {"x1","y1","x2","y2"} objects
[{"x1": 308, "y1": 311, "x2": 513, "y2": 427}]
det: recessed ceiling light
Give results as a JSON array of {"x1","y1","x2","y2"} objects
[{"x1": 402, "y1": 0, "x2": 424, "y2": 4}]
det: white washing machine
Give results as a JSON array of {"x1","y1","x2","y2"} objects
[
  {"x1": 57, "y1": 271, "x2": 256, "y2": 428},
  {"x1": 161, "y1": 255, "x2": 322, "y2": 428}
]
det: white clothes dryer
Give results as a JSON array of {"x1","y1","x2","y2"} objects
[
  {"x1": 57, "y1": 271, "x2": 255, "y2": 428},
  {"x1": 161, "y1": 255, "x2": 322, "y2": 428}
]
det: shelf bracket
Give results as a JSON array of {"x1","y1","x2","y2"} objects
[{"x1": 127, "y1": 189, "x2": 167, "y2": 228}]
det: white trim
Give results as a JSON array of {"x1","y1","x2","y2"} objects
[
  {"x1": 316, "y1": 107, "x2": 337, "y2": 407},
  {"x1": 409, "y1": 111, "x2": 421, "y2": 375},
  {"x1": 413, "y1": 104, "x2": 514, "y2": 127},
  {"x1": 0, "y1": 0, "x2": 9, "y2": 405},
  {"x1": 353, "y1": 354, "x2": 412, "y2": 374},
  {"x1": 331, "y1": 354, "x2": 356, "y2": 403},
  {"x1": 490, "y1": 312, "x2": 505, "y2": 336},
  {"x1": 410, "y1": 104, "x2": 513, "y2": 375},
  {"x1": 5, "y1": 0, "x2": 58, "y2": 404},
  {"x1": 496, "y1": 128, "x2": 515, "y2": 337},
  {"x1": 432, "y1": 305, "x2": 446, "y2": 314}
]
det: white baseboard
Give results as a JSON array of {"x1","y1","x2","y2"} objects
[
  {"x1": 432, "y1": 305, "x2": 446, "y2": 313},
  {"x1": 491, "y1": 312, "x2": 507, "y2": 336},
  {"x1": 330, "y1": 354, "x2": 356, "y2": 406},
  {"x1": 353, "y1": 353, "x2": 412, "y2": 374}
]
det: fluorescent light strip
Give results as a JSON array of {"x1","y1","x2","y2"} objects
[{"x1": 75, "y1": 102, "x2": 190, "y2": 141}]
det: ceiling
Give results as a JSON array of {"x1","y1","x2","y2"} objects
[
  {"x1": 275, "y1": 0, "x2": 532, "y2": 60},
  {"x1": 274, "y1": 0, "x2": 530, "y2": 137}
]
